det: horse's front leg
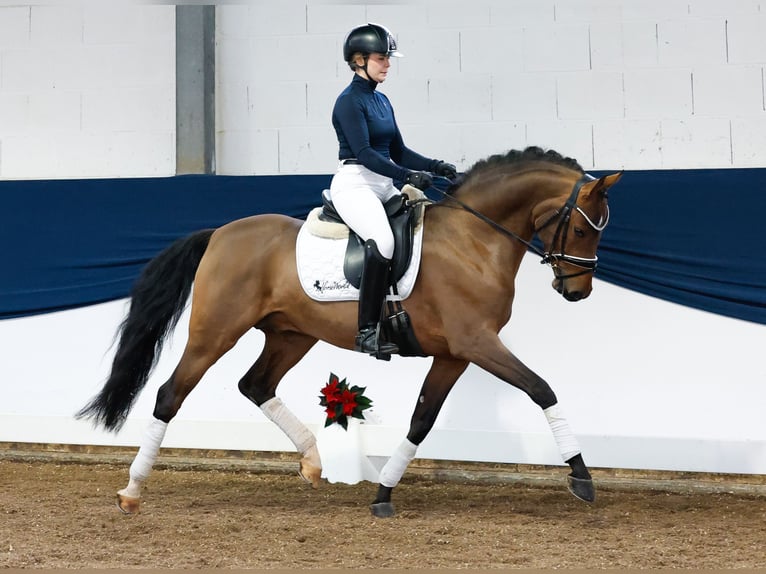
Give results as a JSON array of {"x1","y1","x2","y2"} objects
[
  {"x1": 466, "y1": 333, "x2": 595, "y2": 503},
  {"x1": 370, "y1": 357, "x2": 468, "y2": 518}
]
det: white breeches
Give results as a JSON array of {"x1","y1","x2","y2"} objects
[{"x1": 329, "y1": 163, "x2": 400, "y2": 259}]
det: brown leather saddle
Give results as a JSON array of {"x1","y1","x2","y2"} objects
[{"x1": 319, "y1": 190, "x2": 418, "y2": 289}]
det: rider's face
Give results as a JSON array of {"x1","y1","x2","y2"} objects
[{"x1": 361, "y1": 53, "x2": 391, "y2": 83}]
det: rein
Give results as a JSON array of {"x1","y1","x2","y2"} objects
[{"x1": 428, "y1": 174, "x2": 608, "y2": 278}]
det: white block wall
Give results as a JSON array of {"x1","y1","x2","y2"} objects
[
  {"x1": 2, "y1": 2, "x2": 765, "y2": 179},
  {"x1": 0, "y1": 5, "x2": 175, "y2": 179},
  {"x1": 217, "y1": 0, "x2": 766, "y2": 175}
]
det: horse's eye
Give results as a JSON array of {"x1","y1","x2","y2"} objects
[{"x1": 574, "y1": 227, "x2": 585, "y2": 238}]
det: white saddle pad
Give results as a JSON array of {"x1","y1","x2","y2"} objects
[{"x1": 296, "y1": 190, "x2": 426, "y2": 302}]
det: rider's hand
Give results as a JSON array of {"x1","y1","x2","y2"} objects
[
  {"x1": 405, "y1": 171, "x2": 433, "y2": 191},
  {"x1": 434, "y1": 160, "x2": 457, "y2": 179}
]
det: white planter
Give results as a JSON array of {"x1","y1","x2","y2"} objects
[{"x1": 317, "y1": 418, "x2": 379, "y2": 484}]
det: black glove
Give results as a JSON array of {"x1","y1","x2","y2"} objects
[
  {"x1": 405, "y1": 171, "x2": 433, "y2": 191},
  {"x1": 434, "y1": 160, "x2": 457, "y2": 179}
]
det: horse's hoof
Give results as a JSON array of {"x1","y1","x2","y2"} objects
[
  {"x1": 567, "y1": 474, "x2": 595, "y2": 503},
  {"x1": 370, "y1": 502, "x2": 395, "y2": 518},
  {"x1": 299, "y1": 460, "x2": 322, "y2": 489},
  {"x1": 116, "y1": 492, "x2": 141, "y2": 514}
]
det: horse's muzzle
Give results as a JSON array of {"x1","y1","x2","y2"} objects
[{"x1": 552, "y1": 278, "x2": 591, "y2": 301}]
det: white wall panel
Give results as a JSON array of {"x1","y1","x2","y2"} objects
[
  {"x1": 619, "y1": 0, "x2": 690, "y2": 22},
  {"x1": 0, "y1": 7, "x2": 30, "y2": 46},
  {"x1": 27, "y1": 91, "x2": 81, "y2": 132},
  {"x1": 489, "y1": 1, "x2": 554, "y2": 25},
  {"x1": 0, "y1": 94, "x2": 28, "y2": 134},
  {"x1": 731, "y1": 117, "x2": 766, "y2": 167},
  {"x1": 278, "y1": 125, "x2": 337, "y2": 174},
  {"x1": 248, "y1": 81, "x2": 307, "y2": 129},
  {"x1": 426, "y1": 1, "x2": 491, "y2": 28},
  {"x1": 460, "y1": 27, "x2": 525, "y2": 75},
  {"x1": 252, "y1": 2, "x2": 308, "y2": 36},
  {"x1": 31, "y1": 6, "x2": 83, "y2": 44},
  {"x1": 426, "y1": 76, "x2": 492, "y2": 123},
  {"x1": 660, "y1": 118, "x2": 732, "y2": 168},
  {"x1": 0, "y1": 5, "x2": 174, "y2": 179},
  {"x1": 307, "y1": 3, "x2": 366, "y2": 34},
  {"x1": 397, "y1": 29, "x2": 461, "y2": 78},
  {"x1": 688, "y1": 0, "x2": 762, "y2": 18},
  {"x1": 82, "y1": 88, "x2": 174, "y2": 133},
  {"x1": 215, "y1": 82, "x2": 248, "y2": 133},
  {"x1": 492, "y1": 73, "x2": 557, "y2": 121},
  {"x1": 593, "y1": 119, "x2": 662, "y2": 169},
  {"x1": 522, "y1": 24, "x2": 591, "y2": 72},
  {"x1": 553, "y1": 0, "x2": 624, "y2": 24},
  {"x1": 365, "y1": 3, "x2": 428, "y2": 30},
  {"x1": 82, "y1": 5, "x2": 174, "y2": 45},
  {"x1": 556, "y1": 71, "x2": 625, "y2": 120},
  {"x1": 692, "y1": 66, "x2": 764, "y2": 118},
  {"x1": 726, "y1": 15, "x2": 766, "y2": 65},
  {"x1": 657, "y1": 19, "x2": 727, "y2": 68},
  {"x1": 623, "y1": 68, "x2": 692, "y2": 118},
  {"x1": 216, "y1": 128, "x2": 280, "y2": 175}
]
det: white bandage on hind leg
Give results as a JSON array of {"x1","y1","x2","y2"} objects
[
  {"x1": 379, "y1": 438, "x2": 417, "y2": 488},
  {"x1": 260, "y1": 397, "x2": 315, "y2": 454},
  {"x1": 544, "y1": 403, "x2": 581, "y2": 462},
  {"x1": 121, "y1": 417, "x2": 168, "y2": 498}
]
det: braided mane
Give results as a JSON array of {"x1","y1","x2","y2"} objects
[{"x1": 449, "y1": 146, "x2": 584, "y2": 193}]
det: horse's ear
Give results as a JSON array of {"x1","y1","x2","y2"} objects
[{"x1": 583, "y1": 171, "x2": 623, "y2": 200}]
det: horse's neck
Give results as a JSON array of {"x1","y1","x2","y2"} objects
[{"x1": 452, "y1": 170, "x2": 565, "y2": 241}]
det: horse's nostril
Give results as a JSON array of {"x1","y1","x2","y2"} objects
[{"x1": 564, "y1": 290, "x2": 583, "y2": 301}]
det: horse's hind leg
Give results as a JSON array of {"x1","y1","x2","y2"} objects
[
  {"x1": 370, "y1": 357, "x2": 469, "y2": 518},
  {"x1": 117, "y1": 328, "x2": 244, "y2": 513},
  {"x1": 237, "y1": 330, "x2": 320, "y2": 487}
]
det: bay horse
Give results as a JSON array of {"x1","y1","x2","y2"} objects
[{"x1": 77, "y1": 146, "x2": 622, "y2": 517}]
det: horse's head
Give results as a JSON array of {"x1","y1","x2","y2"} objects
[{"x1": 533, "y1": 171, "x2": 622, "y2": 301}]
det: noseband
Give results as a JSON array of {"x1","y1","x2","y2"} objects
[{"x1": 432, "y1": 173, "x2": 609, "y2": 278}]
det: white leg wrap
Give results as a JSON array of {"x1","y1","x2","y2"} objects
[
  {"x1": 260, "y1": 397, "x2": 315, "y2": 454},
  {"x1": 544, "y1": 403, "x2": 581, "y2": 462},
  {"x1": 122, "y1": 417, "x2": 168, "y2": 497},
  {"x1": 379, "y1": 438, "x2": 417, "y2": 488}
]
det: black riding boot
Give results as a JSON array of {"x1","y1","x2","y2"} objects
[{"x1": 355, "y1": 240, "x2": 399, "y2": 359}]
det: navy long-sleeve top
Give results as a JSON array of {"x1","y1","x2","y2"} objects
[{"x1": 332, "y1": 74, "x2": 437, "y2": 183}]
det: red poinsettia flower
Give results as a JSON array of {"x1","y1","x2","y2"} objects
[
  {"x1": 318, "y1": 373, "x2": 373, "y2": 430},
  {"x1": 321, "y1": 375, "x2": 341, "y2": 403},
  {"x1": 341, "y1": 389, "x2": 358, "y2": 416}
]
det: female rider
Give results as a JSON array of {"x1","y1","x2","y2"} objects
[{"x1": 329, "y1": 23, "x2": 456, "y2": 358}]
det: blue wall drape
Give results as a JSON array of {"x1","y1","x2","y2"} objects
[{"x1": 2, "y1": 169, "x2": 765, "y2": 324}]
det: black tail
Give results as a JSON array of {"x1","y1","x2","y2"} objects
[{"x1": 76, "y1": 229, "x2": 215, "y2": 431}]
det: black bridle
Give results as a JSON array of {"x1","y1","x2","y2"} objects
[{"x1": 429, "y1": 173, "x2": 609, "y2": 279}]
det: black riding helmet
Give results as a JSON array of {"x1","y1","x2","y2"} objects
[{"x1": 343, "y1": 23, "x2": 404, "y2": 63}]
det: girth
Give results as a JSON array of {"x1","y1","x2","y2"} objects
[{"x1": 319, "y1": 190, "x2": 417, "y2": 289}]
